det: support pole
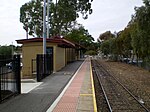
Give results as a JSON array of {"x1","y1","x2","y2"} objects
[
  {"x1": 43, "y1": 0, "x2": 47, "y2": 54},
  {"x1": 47, "y1": 0, "x2": 50, "y2": 38}
]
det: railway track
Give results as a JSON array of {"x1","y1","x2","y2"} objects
[{"x1": 92, "y1": 59, "x2": 150, "y2": 112}]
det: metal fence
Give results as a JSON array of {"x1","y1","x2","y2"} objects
[
  {"x1": 0, "y1": 55, "x2": 21, "y2": 102},
  {"x1": 36, "y1": 54, "x2": 53, "y2": 82},
  {"x1": 31, "y1": 59, "x2": 36, "y2": 77}
]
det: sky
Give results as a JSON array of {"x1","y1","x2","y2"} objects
[{"x1": 0, "y1": 0, "x2": 143, "y2": 45}]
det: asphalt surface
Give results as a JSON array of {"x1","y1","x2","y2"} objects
[{"x1": 0, "y1": 60, "x2": 84, "y2": 112}]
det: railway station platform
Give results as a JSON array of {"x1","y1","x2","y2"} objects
[
  {"x1": 0, "y1": 58, "x2": 97, "y2": 112},
  {"x1": 47, "y1": 58, "x2": 97, "y2": 112}
]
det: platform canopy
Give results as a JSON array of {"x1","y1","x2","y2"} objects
[{"x1": 16, "y1": 36, "x2": 86, "y2": 50}]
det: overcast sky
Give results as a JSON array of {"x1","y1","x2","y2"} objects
[{"x1": 0, "y1": 0, "x2": 143, "y2": 45}]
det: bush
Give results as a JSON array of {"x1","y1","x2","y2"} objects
[{"x1": 85, "y1": 50, "x2": 97, "y2": 55}]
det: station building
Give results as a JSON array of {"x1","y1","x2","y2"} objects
[{"x1": 16, "y1": 37, "x2": 84, "y2": 79}]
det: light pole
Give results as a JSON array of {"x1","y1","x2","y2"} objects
[
  {"x1": 12, "y1": 42, "x2": 14, "y2": 59},
  {"x1": 43, "y1": 0, "x2": 47, "y2": 54},
  {"x1": 25, "y1": 12, "x2": 29, "y2": 39},
  {"x1": 47, "y1": 0, "x2": 50, "y2": 38}
]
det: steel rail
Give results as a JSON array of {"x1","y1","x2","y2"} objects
[
  {"x1": 92, "y1": 61, "x2": 113, "y2": 112},
  {"x1": 96, "y1": 60, "x2": 150, "y2": 112}
]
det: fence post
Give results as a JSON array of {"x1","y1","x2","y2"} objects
[
  {"x1": 43, "y1": 54, "x2": 46, "y2": 76},
  {"x1": 0, "y1": 66, "x2": 1, "y2": 101},
  {"x1": 14, "y1": 55, "x2": 21, "y2": 94},
  {"x1": 36, "y1": 55, "x2": 40, "y2": 82}
]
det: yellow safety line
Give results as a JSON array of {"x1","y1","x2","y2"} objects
[
  {"x1": 80, "y1": 94, "x2": 93, "y2": 96},
  {"x1": 90, "y1": 59, "x2": 98, "y2": 112}
]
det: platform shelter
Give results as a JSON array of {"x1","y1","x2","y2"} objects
[{"x1": 16, "y1": 37, "x2": 84, "y2": 78}]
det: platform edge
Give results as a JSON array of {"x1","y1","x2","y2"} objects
[
  {"x1": 90, "y1": 59, "x2": 98, "y2": 112},
  {"x1": 46, "y1": 59, "x2": 86, "y2": 112}
]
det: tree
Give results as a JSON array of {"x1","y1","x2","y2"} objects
[
  {"x1": 65, "y1": 25, "x2": 94, "y2": 49},
  {"x1": 85, "y1": 50, "x2": 97, "y2": 55},
  {"x1": 99, "y1": 31, "x2": 117, "y2": 59},
  {"x1": 20, "y1": 0, "x2": 93, "y2": 37},
  {"x1": 100, "y1": 40, "x2": 110, "y2": 56},
  {"x1": 50, "y1": 1, "x2": 78, "y2": 36},
  {"x1": 99, "y1": 29, "x2": 133, "y2": 61},
  {"x1": 99, "y1": 31, "x2": 115, "y2": 41},
  {"x1": 119, "y1": 27, "x2": 132, "y2": 58},
  {"x1": 0, "y1": 46, "x2": 12, "y2": 56},
  {"x1": 115, "y1": 31, "x2": 124, "y2": 58},
  {"x1": 131, "y1": 0, "x2": 150, "y2": 62},
  {"x1": 99, "y1": 0, "x2": 150, "y2": 64},
  {"x1": 20, "y1": 0, "x2": 43, "y2": 37}
]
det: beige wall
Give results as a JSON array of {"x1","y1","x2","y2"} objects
[
  {"x1": 22, "y1": 42, "x2": 43, "y2": 78},
  {"x1": 54, "y1": 46, "x2": 65, "y2": 72},
  {"x1": 66, "y1": 48, "x2": 76, "y2": 64},
  {"x1": 21, "y1": 42, "x2": 67, "y2": 78}
]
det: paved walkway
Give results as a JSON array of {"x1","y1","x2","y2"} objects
[
  {"x1": 0, "y1": 60, "x2": 83, "y2": 112},
  {"x1": 0, "y1": 58, "x2": 97, "y2": 112},
  {"x1": 47, "y1": 58, "x2": 97, "y2": 112}
]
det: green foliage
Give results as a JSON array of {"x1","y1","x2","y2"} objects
[
  {"x1": 99, "y1": 31, "x2": 115, "y2": 41},
  {"x1": 99, "y1": 0, "x2": 150, "y2": 63},
  {"x1": 65, "y1": 25, "x2": 94, "y2": 49},
  {"x1": 130, "y1": 0, "x2": 150, "y2": 61},
  {"x1": 109, "y1": 38, "x2": 117, "y2": 55},
  {"x1": 20, "y1": 0, "x2": 93, "y2": 37},
  {"x1": 50, "y1": 1, "x2": 77, "y2": 35},
  {"x1": 100, "y1": 28, "x2": 133, "y2": 60},
  {"x1": 20, "y1": 0, "x2": 43, "y2": 37},
  {"x1": 85, "y1": 50, "x2": 97, "y2": 55},
  {"x1": 100, "y1": 40, "x2": 110, "y2": 56},
  {"x1": 119, "y1": 28, "x2": 132, "y2": 57},
  {"x1": 0, "y1": 46, "x2": 12, "y2": 56}
]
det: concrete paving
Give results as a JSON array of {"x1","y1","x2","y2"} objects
[
  {"x1": 0, "y1": 60, "x2": 83, "y2": 112},
  {"x1": 21, "y1": 82, "x2": 43, "y2": 94},
  {"x1": 77, "y1": 60, "x2": 96, "y2": 112},
  {"x1": 50, "y1": 58, "x2": 97, "y2": 112}
]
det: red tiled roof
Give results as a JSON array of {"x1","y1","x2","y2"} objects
[
  {"x1": 16, "y1": 37, "x2": 75, "y2": 48},
  {"x1": 63, "y1": 38, "x2": 86, "y2": 50}
]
